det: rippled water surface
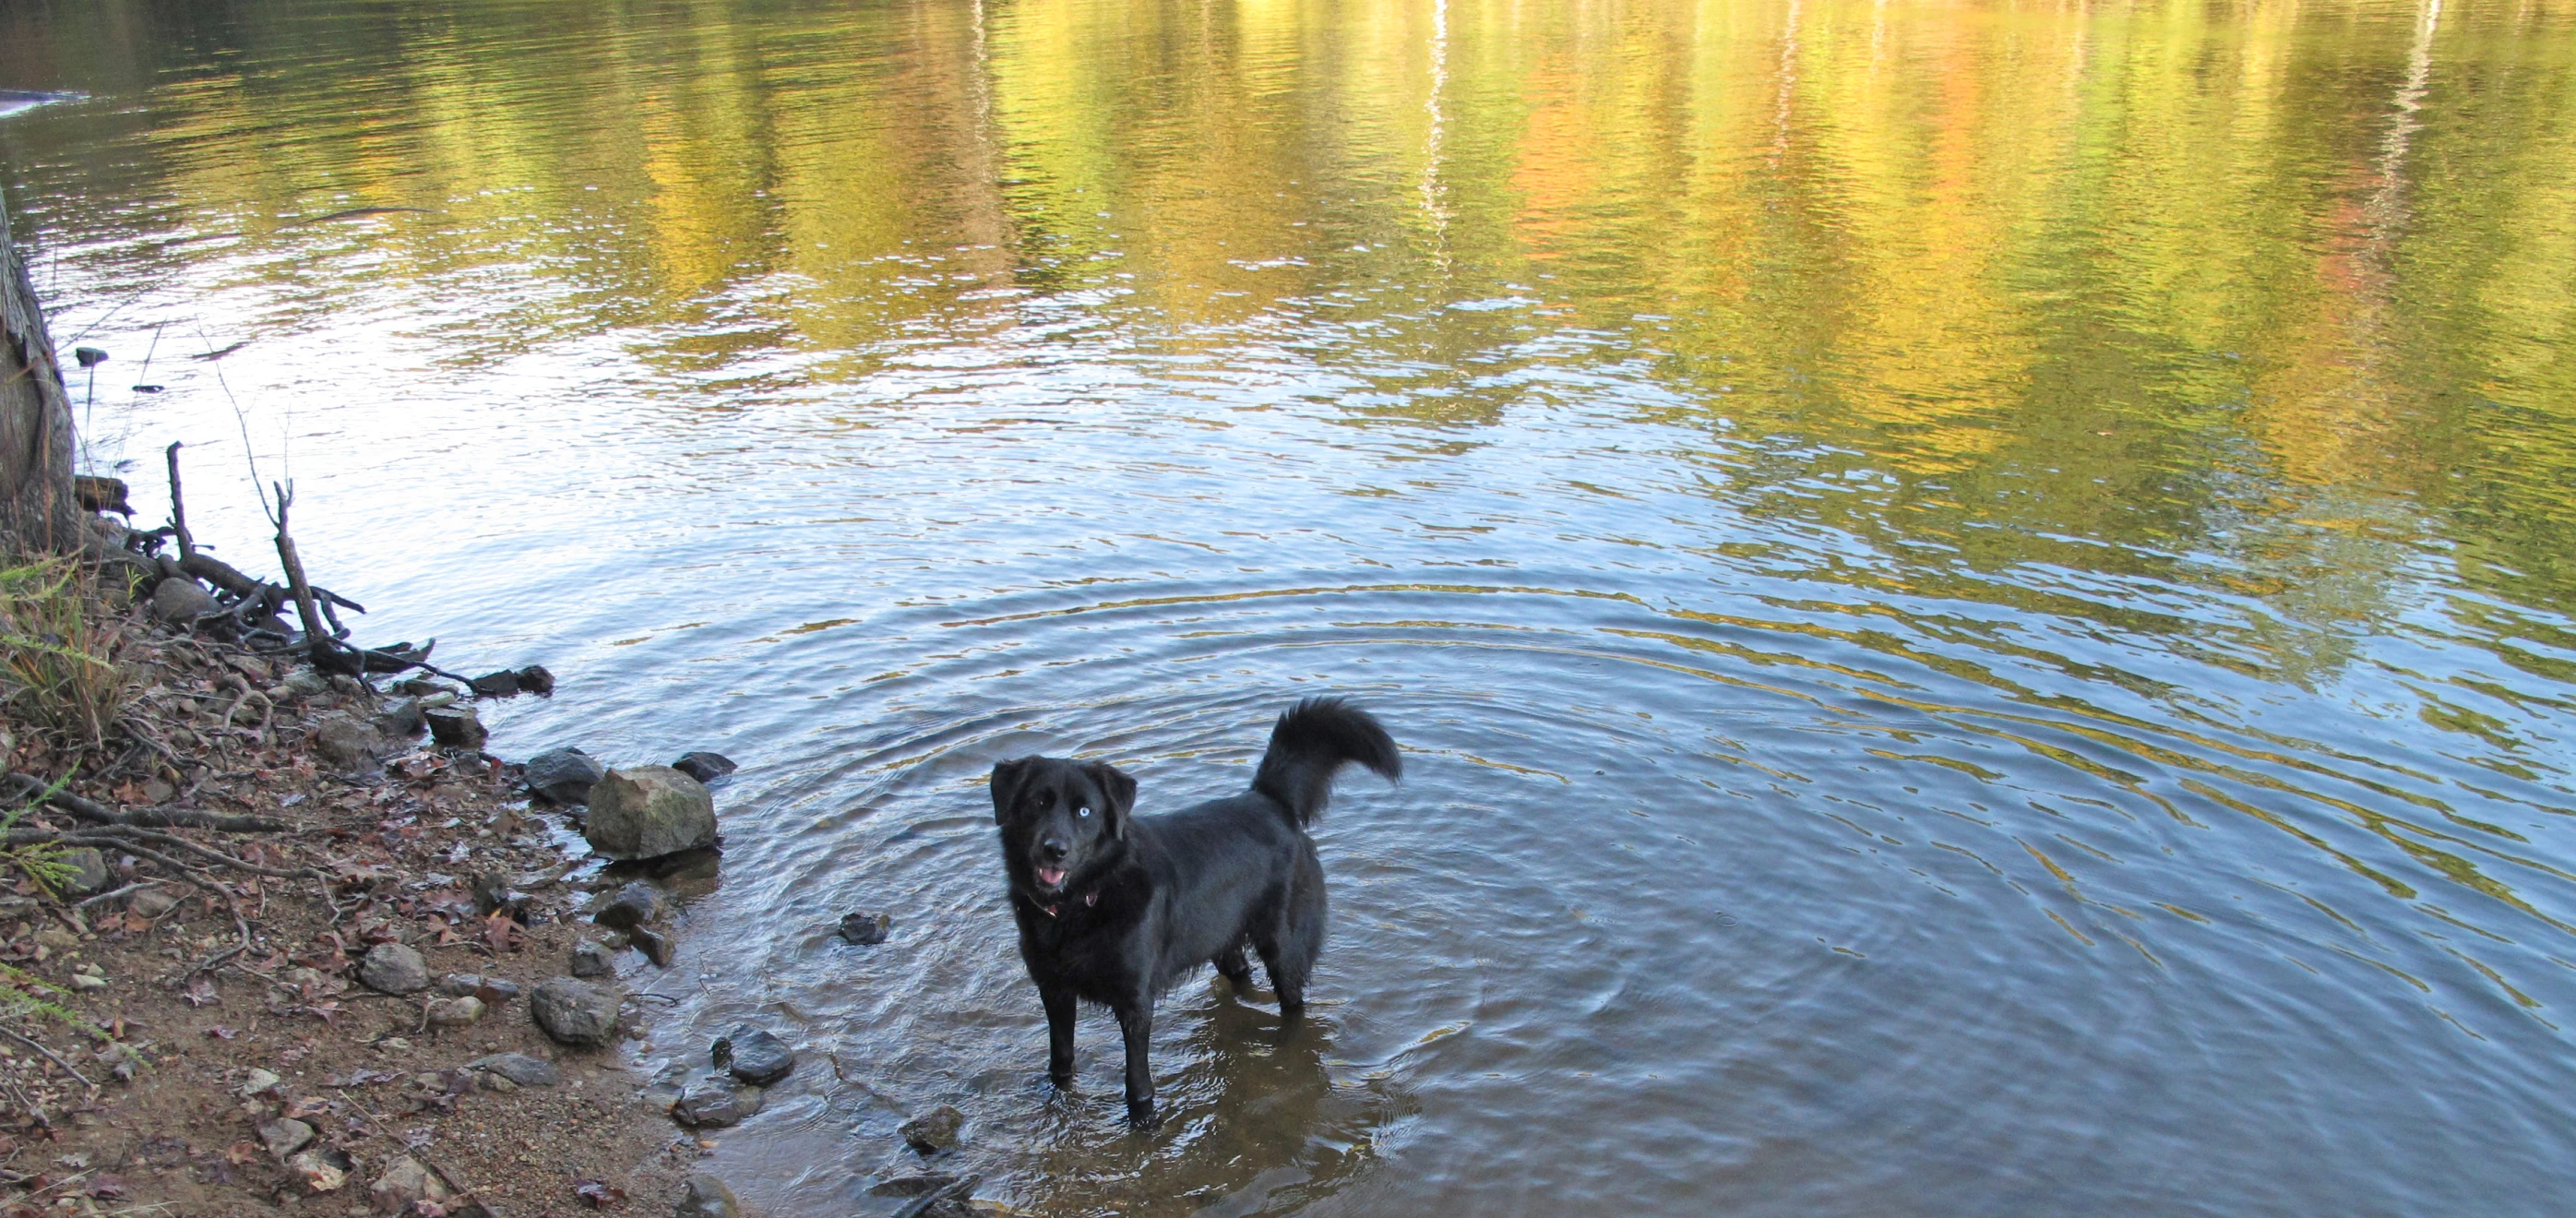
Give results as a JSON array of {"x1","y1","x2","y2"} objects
[{"x1": 8, "y1": 0, "x2": 2576, "y2": 1212}]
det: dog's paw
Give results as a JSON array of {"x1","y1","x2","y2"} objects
[
  {"x1": 1126, "y1": 1099, "x2": 1161, "y2": 1129},
  {"x1": 1047, "y1": 1069, "x2": 1075, "y2": 1091}
]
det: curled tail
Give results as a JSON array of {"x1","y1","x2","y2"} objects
[{"x1": 1250, "y1": 697, "x2": 1401, "y2": 826}]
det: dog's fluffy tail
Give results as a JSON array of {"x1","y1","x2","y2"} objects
[{"x1": 1250, "y1": 698, "x2": 1400, "y2": 826}]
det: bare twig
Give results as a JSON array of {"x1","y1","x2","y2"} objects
[
  {"x1": 0, "y1": 1026, "x2": 95, "y2": 1090},
  {"x1": 164, "y1": 440, "x2": 195, "y2": 561},
  {"x1": 2, "y1": 771, "x2": 288, "y2": 831}
]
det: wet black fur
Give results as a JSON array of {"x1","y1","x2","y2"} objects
[{"x1": 990, "y1": 698, "x2": 1401, "y2": 1126}]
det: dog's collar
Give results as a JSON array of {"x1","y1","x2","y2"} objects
[{"x1": 1028, "y1": 887, "x2": 1099, "y2": 919}]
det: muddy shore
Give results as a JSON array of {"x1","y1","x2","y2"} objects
[{"x1": 0, "y1": 531, "x2": 714, "y2": 1218}]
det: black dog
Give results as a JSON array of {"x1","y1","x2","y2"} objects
[{"x1": 990, "y1": 698, "x2": 1400, "y2": 1126}]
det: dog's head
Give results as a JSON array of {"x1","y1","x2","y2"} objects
[{"x1": 990, "y1": 755, "x2": 1137, "y2": 899}]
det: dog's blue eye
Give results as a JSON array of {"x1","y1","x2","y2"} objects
[{"x1": 1078, "y1": 806, "x2": 1092, "y2": 818}]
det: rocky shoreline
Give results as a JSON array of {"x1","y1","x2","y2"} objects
[{"x1": 0, "y1": 510, "x2": 783, "y2": 1218}]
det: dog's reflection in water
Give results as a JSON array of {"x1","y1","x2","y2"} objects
[{"x1": 1019, "y1": 986, "x2": 1408, "y2": 1218}]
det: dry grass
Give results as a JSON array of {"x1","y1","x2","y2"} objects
[{"x1": 0, "y1": 557, "x2": 136, "y2": 756}]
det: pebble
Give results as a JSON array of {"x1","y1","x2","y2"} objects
[
  {"x1": 839, "y1": 912, "x2": 892, "y2": 945},
  {"x1": 127, "y1": 888, "x2": 180, "y2": 918},
  {"x1": 671, "y1": 1075, "x2": 764, "y2": 1128},
  {"x1": 368, "y1": 1155, "x2": 451, "y2": 1214},
  {"x1": 570, "y1": 939, "x2": 614, "y2": 978},
  {"x1": 237, "y1": 1068, "x2": 282, "y2": 1097},
  {"x1": 58, "y1": 848, "x2": 110, "y2": 898},
  {"x1": 592, "y1": 881, "x2": 665, "y2": 931},
  {"x1": 258, "y1": 1116, "x2": 316, "y2": 1159},
  {"x1": 356, "y1": 942, "x2": 431, "y2": 995},
  {"x1": 900, "y1": 1105, "x2": 965, "y2": 1154},
  {"x1": 711, "y1": 1026, "x2": 793, "y2": 1086},
  {"x1": 466, "y1": 1053, "x2": 560, "y2": 1088},
  {"x1": 425, "y1": 996, "x2": 484, "y2": 1027},
  {"x1": 68, "y1": 973, "x2": 107, "y2": 992},
  {"x1": 531, "y1": 976, "x2": 620, "y2": 1047},
  {"x1": 438, "y1": 973, "x2": 485, "y2": 997},
  {"x1": 674, "y1": 1175, "x2": 741, "y2": 1218}
]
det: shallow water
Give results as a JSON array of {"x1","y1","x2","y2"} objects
[{"x1": 7, "y1": 0, "x2": 2576, "y2": 1212}]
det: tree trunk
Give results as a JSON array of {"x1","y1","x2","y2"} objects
[{"x1": 0, "y1": 182, "x2": 78, "y2": 556}]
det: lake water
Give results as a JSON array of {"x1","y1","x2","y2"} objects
[{"x1": 6, "y1": 0, "x2": 2576, "y2": 1213}]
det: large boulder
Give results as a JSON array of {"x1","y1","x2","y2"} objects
[
  {"x1": 525, "y1": 746, "x2": 606, "y2": 805},
  {"x1": 531, "y1": 976, "x2": 620, "y2": 1047},
  {"x1": 582, "y1": 766, "x2": 716, "y2": 861}
]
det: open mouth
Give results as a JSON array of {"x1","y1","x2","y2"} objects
[{"x1": 1035, "y1": 866, "x2": 1067, "y2": 889}]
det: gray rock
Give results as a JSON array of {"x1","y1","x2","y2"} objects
[
  {"x1": 711, "y1": 1026, "x2": 793, "y2": 1086},
  {"x1": 282, "y1": 669, "x2": 332, "y2": 698},
  {"x1": 839, "y1": 912, "x2": 891, "y2": 945},
  {"x1": 592, "y1": 881, "x2": 665, "y2": 930},
  {"x1": 868, "y1": 1175, "x2": 966, "y2": 1199},
  {"x1": 425, "y1": 705, "x2": 487, "y2": 750},
  {"x1": 582, "y1": 766, "x2": 716, "y2": 861},
  {"x1": 468, "y1": 670, "x2": 521, "y2": 698},
  {"x1": 670, "y1": 751, "x2": 737, "y2": 783},
  {"x1": 425, "y1": 996, "x2": 483, "y2": 1027},
  {"x1": 671, "y1": 1074, "x2": 764, "y2": 1128},
  {"x1": 569, "y1": 939, "x2": 614, "y2": 978},
  {"x1": 900, "y1": 1105, "x2": 964, "y2": 1153},
  {"x1": 58, "y1": 847, "x2": 110, "y2": 898},
  {"x1": 288, "y1": 1146, "x2": 352, "y2": 1193},
  {"x1": 127, "y1": 887, "x2": 180, "y2": 918},
  {"x1": 356, "y1": 943, "x2": 430, "y2": 995},
  {"x1": 525, "y1": 746, "x2": 606, "y2": 805},
  {"x1": 476, "y1": 976, "x2": 523, "y2": 1002},
  {"x1": 466, "y1": 1053, "x2": 559, "y2": 1087},
  {"x1": 369, "y1": 1155, "x2": 450, "y2": 1214},
  {"x1": 149, "y1": 577, "x2": 217, "y2": 627},
  {"x1": 438, "y1": 973, "x2": 484, "y2": 997},
  {"x1": 531, "y1": 976, "x2": 619, "y2": 1047},
  {"x1": 517, "y1": 665, "x2": 556, "y2": 696},
  {"x1": 374, "y1": 698, "x2": 426, "y2": 738},
  {"x1": 258, "y1": 1116, "x2": 316, "y2": 1160},
  {"x1": 310, "y1": 714, "x2": 383, "y2": 771},
  {"x1": 674, "y1": 1175, "x2": 740, "y2": 1218},
  {"x1": 630, "y1": 925, "x2": 674, "y2": 967}
]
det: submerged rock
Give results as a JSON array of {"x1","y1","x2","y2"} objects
[
  {"x1": 525, "y1": 746, "x2": 606, "y2": 805},
  {"x1": 711, "y1": 1026, "x2": 793, "y2": 1086},
  {"x1": 900, "y1": 1105, "x2": 964, "y2": 1154},
  {"x1": 468, "y1": 669, "x2": 522, "y2": 698},
  {"x1": 674, "y1": 1175, "x2": 740, "y2": 1218},
  {"x1": 670, "y1": 751, "x2": 737, "y2": 783},
  {"x1": 671, "y1": 1075, "x2": 764, "y2": 1128},
  {"x1": 839, "y1": 912, "x2": 891, "y2": 945},
  {"x1": 583, "y1": 767, "x2": 716, "y2": 861},
  {"x1": 517, "y1": 664, "x2": 556, "y2": 695}
]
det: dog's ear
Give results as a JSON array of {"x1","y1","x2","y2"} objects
[
  {"x1": 1082, "y1": 761, "x2": 1137, "y2": 840},
  {"x1": 990, "y1": 757, "x2": 1037, "y2": 824}
]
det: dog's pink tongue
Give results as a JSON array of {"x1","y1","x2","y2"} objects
[{"x1": 1037, "y1": 867, "x2": 1067, "y2": 887}]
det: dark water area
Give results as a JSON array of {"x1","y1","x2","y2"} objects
[{"x1": 6, "y1": 0, "x2": 2576, "y2": 1212}]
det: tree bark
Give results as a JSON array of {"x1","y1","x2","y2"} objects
[{"x1": 0, "y1": 182, "x2": 78, "y2": 555}]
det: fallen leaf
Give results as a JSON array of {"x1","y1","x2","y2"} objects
[{"x1": 482, "y1": 912, "x2": 524, "y2": 954}]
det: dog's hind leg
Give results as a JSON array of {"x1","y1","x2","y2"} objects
[{"x1": 1214, "y1": 938, "x2": 1256, "y2": 992}]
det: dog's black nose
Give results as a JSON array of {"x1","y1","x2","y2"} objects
[{"x1": 1041, "y1": 838, "x2": 1070, "y2": 862}]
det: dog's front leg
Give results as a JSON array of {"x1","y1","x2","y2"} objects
[
  {"x1": 1115, "y1": 1003, "x2": 1158, "y2": 1127},
  {"x1": 1041, "y1": 984, "x2": 1078, "y2": 1088}
]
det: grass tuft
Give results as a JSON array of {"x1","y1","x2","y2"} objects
[{"x1": 0, "y1": 557, "x2": 136, "y2": 756}]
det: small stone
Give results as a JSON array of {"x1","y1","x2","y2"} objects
[
  {"x1": 516, "y1": 664, "x2": 556, "y2": 696},
  {"x1": 582, "y1": 767, "x2": 717, "y2": 861},
  {"x1": 674, "y1": 1175, "x2": 740, "y2": 1218},
  {"x1": 128, "y1": 888, "x2": 180, "y2": 918},
  {"x1": 671, "y1": 1075, "x2": 764, "y2": 1128},
  {"x1": 237, "y1": 1068, "x2": 283, "y2": 1097},
  {"x1": 57, "y1": 848, "x2": 110, "y2": 898},
  {"x1": 531, "y1": 976, "x2": 619, "y2": 1047},
  {"x1": 630, "y1": 925, "x2": 674, "y2": 968},
  {"x1": 374, "y1": 698, "x2": 426, "y2": 738},
  {"x1": 288, "y1": 1147, "x2": 352, "y2": 1193},
  {"x1": 670, "y1": 752, "x2": 737, "y2": 783},
  {"x1": 900, "y1": 1105, "x2": 964, "y2": 1154},
  {"x1": 424, "y1": 996, "x2": 483, "y2": 1027},
  {"x1": 149, "y1": 578, "x2": 218, "y2": 627},
  {"x1": 259, "y1": 1116, "x2": 316, "y2": 1159},
  {"x1": 569, "y1": 939, "x2": 614, "y2": 978},
  {"x1": 710, "y1": 1026, "x2": 793, "y2": 1086},
  {"x1": 466, "y1": 1053, "x2": 559, "y2": 1087},
  {"x1": 368, "y1": 1155, "x2": 451, "y2": 1214},
  {"x1": 282, "y1": 669, "x2": 332, "y2": 698},
  {"x1": 424, "y1": 706, "x2": 487, "y2": 750},
  {"x1": 356, "y1": 943, "x2": 431, "y2": 995},
  {"x1": 468, "y1": 670, "x2": 521, "y2": 698},
  {"x1": 67, "y1": 973, "x2": 107, "y2": 992},
  {"x1": 592, "y1": 881, "x2": 665, "y2": 931},
  {"x1": 310, "y1": 714, "x2": 384, "y2": 771},
  {"x1": 838, "y1": 912, "x2": 891, "y2": 945},
  {"x1": 475, "y1": 976, "x2": 523, "y2": 1003},
  {"x1": 438, "y1": 973, "x2": 483, "y2": 997},
  {"x1": 34, "y1": 924, "x2": 79, "y2": 953},
  {"x1": 524, "y1": 746, "x2": 606, "y2": 806}
]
